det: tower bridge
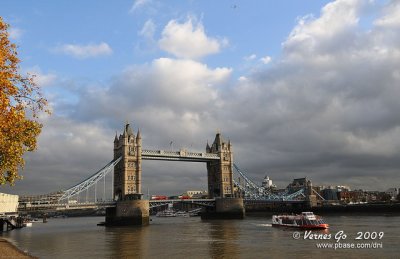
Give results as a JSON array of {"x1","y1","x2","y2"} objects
[
  {"x1": 19, "y1": 122, "x2": 313, "y2": 223},
  {"x1": 107, "y1": 123, "x2": 241, "y2": 225},
  {"x1": 112, "y1": 123, "x2": 235, "y2": 202}
]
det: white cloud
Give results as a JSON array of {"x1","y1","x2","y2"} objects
[
  {"x1": 374, "y1": 0, "x2": 400, "y2": 28},
  {"x1": 238, "y1": 76, "x2": 247, "y2": 82},
  {"x1": 54, "y1": 42, "x2": 113, "y2": 59},
  {"x1": 136, "y1": 19, "x2": 158, "y2": 54},
  {"x1": 283, "y1": 0, "x2": 370, "y2": 58},
  {"x1": 149, "y1": 58, "x2": 230, "y2": 107},
  {"x1": 8, "y1": 27, "x2": 23, "y2": 40},
  {"x1": 34, "y1": 72, "x2": 57, "y2": 88},
  {"x1": 244, "y1": 54, "x2": 257, "y2": 61},
  {"x1": 74, "y1": 58, "x2": 231, "y2": 118},
  {"x1": 139, "y1": 19, "x2": 156, "y2": 39},
  {"x1": 159, "y1": 17, "x2": 225, "y2": 59},
  {"x1": 130, "y1": 0, "x2": 151, "y2": 13},
  {"x1": 260, "y1": 55, "x2": 272, "y2": 64},
  {"x1": 25, "y1": 66, "x2": 57, "y2": 88}
]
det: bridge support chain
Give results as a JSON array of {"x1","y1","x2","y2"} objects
[
  {"x1": 201, "y1": 198, "x2": 245, "y2": 220},
  {"x1": 105, "y1": 198, "x2": 149, "y2": 226}
]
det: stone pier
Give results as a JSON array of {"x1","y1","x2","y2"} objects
[
  {"x1": 201, "y1": 198, "x2": 245, "y2": 220},
  {"x1": 105, "y1": 199, "x2": 149, "y2": 226}
]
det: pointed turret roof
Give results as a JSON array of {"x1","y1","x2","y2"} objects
[
  {"x1": 213, "y1": 132, "x2": 223, "y2": 146},
  {"x1": 125, "y1": 123, "x2": 134, "y2": 136},
  {"x1": 136, "y1": 128, "x2": 141, "y2": 139},
  {"x1": 123, "y1": 124, "x2": 127, "y2": 136},
  {"x1": 114, "y1": 132, "x2": 118, "y2": 142}
]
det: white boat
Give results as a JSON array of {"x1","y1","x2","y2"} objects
[
  {"x1": 23, "y1": 222, "x2": 33, "y2": 227},
  {"x1": 175, "y1": 211, "x2": 189, "y2": 217},
  {"x1": 156, "y1": 210, "x2": 176, "y2": 217},
  {"x1": 156, "y1": 204, "x2": 177, "y2": 217},
  {"x1": 272, "y1": 212, "x2": 329, "y2": 229},
  {"x1": 188, "y1": 208, "x2": 202, "y2": 217}
]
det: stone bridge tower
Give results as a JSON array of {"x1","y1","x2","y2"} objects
[
  {"x1": 206, "y1": 132, "x2": 234, "y2": 198},
  {"x1": 107, "y1": 123, "x2": 148, "y2": 226},
  {"x1": 113, "y1": 123, "x2": 142, "y2": 201}
]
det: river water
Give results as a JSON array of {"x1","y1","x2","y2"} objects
[{"x1": 1, "y1": 215, "x2": 399, "y2": 258}]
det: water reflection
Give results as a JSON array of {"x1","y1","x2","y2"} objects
[
  {"x1": 2, "y1": 216, "x2": 399, "y2": 258},
  {"x1": 206, "y1": 221, "x2": 239, "y2": 259},
  {"x1": 106, "y1": 226, "x2": 150, "y2": 258}
]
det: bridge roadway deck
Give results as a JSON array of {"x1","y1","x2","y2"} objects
[
  {"x1": 19, "y1": 199, "x2": 307, "y2": 213},
  {"x1": 19, "y1": 201, "x2": 117, "y2": 212},
  {"x1": 244, "y1": 199, "x2": 305, "y2": 205},
  {"x1": 18, "y1": 199, "x2": 217, "y2": 212}
]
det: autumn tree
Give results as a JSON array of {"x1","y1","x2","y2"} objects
[{"x1": 0, "y1": 17, "x2": 49, "y2": 185}]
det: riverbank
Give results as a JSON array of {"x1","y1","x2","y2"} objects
[{"x1": 0, "y1": 238, "x2": 37, "y2": 259}]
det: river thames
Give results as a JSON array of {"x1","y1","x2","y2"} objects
[{"x1": 1, "y1": 215, "x2": 399, "y2": 258}]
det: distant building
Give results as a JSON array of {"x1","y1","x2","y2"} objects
[
  {"x1": 336, "y1": 185, "x2": 351, "y2": 192},
  {"x1": 317, "y1": 185, "x2": 354, "y2": 201},
  {"x1": 261, "y1": 176, "x2": 277, "y2": 189},
  {"x1": 385, "y1": 188, "x2": 399, "y2": 200},
  {"x1": 321, "y1": 187, "x2": 338, "y2": 200},
  {"x1": 185, "y1": 190, "x2": 208, "y2": 198},
  {"x1": 0, "y1": 193, "x2": 19, "y2": 215},
  {"x1": 337, "y1": 190, "x2": 365, "y2": 203},
  {"x1": 364, "y1": 191, "x2": 379, "y2": 202}
]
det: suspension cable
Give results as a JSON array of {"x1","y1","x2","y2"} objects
[
  {"x1": 103, "y1": 172, "x2": 106, "y2": 201},
  {"x1": 58, "y1": 157, "x2": 121, "y2": 202}
]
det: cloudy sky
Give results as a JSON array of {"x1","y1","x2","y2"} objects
[{"x1": 2, "y1": 0, "x2": 400, "y2": 196}]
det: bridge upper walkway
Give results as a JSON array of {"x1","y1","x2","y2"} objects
[{"x1": 141, "y1": 149, "x2": 219, "y2": 162}]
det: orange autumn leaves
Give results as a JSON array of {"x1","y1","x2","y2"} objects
[{"x1": 0, "y1": 17, "x2": 49, "y2": 185}]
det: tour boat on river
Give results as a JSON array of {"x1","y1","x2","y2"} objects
[
  {"x1": 156, "y1": 210, "x2": 176, "y2": 217},
  {"x1": 272, "y1": 212, "x2": 329, "y2": 229}
]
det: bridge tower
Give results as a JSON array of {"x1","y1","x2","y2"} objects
[
  {"x1": 204, "y1": 132, "x2": 245, "y2": 219},
  {"x1": 106, "y1": 123, "x2": 148, "y2": 226},
  {"x1": 206, "y1": 132, "x2": 234, "y2": 198},
  {"x1": 113, "y1": 123, "x2": 142, "y2": 200}
]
